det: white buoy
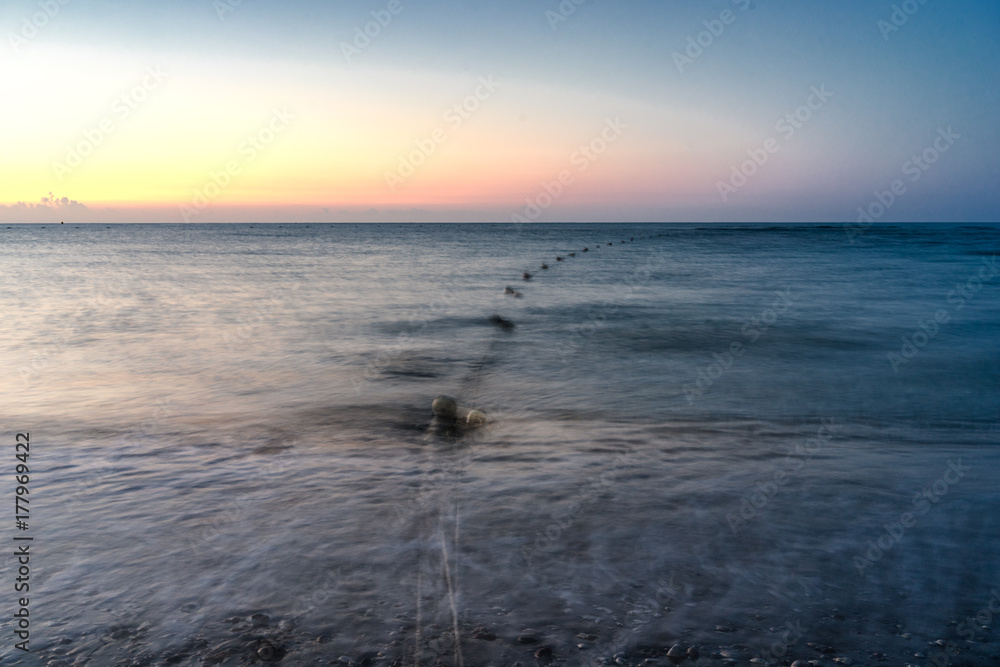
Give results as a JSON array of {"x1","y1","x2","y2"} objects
[{"x1": 465, "y1": 409, "x2": 488, "y2": 426}]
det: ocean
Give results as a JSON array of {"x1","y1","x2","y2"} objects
[{"x1": 2, "y1": 222, "x2": 998, "y2": 666}]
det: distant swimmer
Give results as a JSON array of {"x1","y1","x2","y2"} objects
[
  {"x1": 556, "y1": 256, "x2": 563, "y2": 261},
  {"x1": 541, "y1": 263, "x2": 548, "y2": 269},
  {"x1": 583, "y1": 247, "x2": 588, "y2": 252},
  {"x1": 503, "y1": 286, "x2": 523, "y2": 298},
  {"x1": 568, "y1": 252, "x2": 575, "y2": 257},
  {"x1": 522, "y1": 271, "x2": 532, "y2": 280}
]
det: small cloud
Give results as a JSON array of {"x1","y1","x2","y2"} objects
[
  {"x1": 19, "y1": 192, "x2": 88, "y2": 210},
  {"x1": 0, "y1": 193, "x2": 89, "y2": 220}
]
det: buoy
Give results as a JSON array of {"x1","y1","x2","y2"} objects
[
  {"x1": 465, "y1": 409, "x2": 488, "y2": 426},
  {"x1": 431, "y1": 395, "x2": 489, "y2": 426},
  {"x1": 432, "y1": 395, "x2": 458, "y2": 419},
  {"x1": 488, "y1": 314, "x2": 515, "y2": 330}
]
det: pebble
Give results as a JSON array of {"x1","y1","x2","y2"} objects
[
  {"x1": 833, "y1": 659, "x2": 852, "y2": 665},
  {"x1": 251, "y1": 613, "x2": 270, "y2": 626},
  {"x1": 517, "y1": 633, "x2": 540, "y2": 644},
  {"x1": 666, "y1": 643, "x2": 687, "y2": 663},
  {"x1": 257, "y1": 642, "x2": 278, "y2": 661},
  {"x1": 577, "y1": 633, "x2": 597, "y2": 641},
  {"x1": 686, "y1": 646, "x2": 699, "y2": 661},
  {"x1": 534, "y1": 646, "x2": 553, "y2": 659}
]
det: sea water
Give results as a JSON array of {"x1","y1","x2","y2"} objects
[{"x1": 1, "y1": 223, "x2": 998, "y2": 665}]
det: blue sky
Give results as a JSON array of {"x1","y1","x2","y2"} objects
[{"x1": 2, "y1": 0, "x2": 997, "y2": 221}]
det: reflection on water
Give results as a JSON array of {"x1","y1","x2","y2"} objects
[{"x1": 1, "y1": 223, "x2": 998, "y2": 665}]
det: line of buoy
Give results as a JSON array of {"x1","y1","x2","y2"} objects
[{"x1": 436, "y1": 231, "x2": 666, "y2": 428}]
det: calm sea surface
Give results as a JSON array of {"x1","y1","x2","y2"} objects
[{"x1": 1, "y1": 223, "x2": 998, "y2": 665}]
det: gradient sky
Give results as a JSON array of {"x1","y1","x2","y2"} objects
[{"x1": 1, "y1": 0, "x2": 998, "y2": 222}]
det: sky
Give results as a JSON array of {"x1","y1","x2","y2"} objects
[{"x1": 1, "y1": 0, "x2": 998, "y2": 223}]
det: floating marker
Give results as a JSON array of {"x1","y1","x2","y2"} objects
[{"x1": 431, "y1": 395, "x2": 489, "y2": 426}]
